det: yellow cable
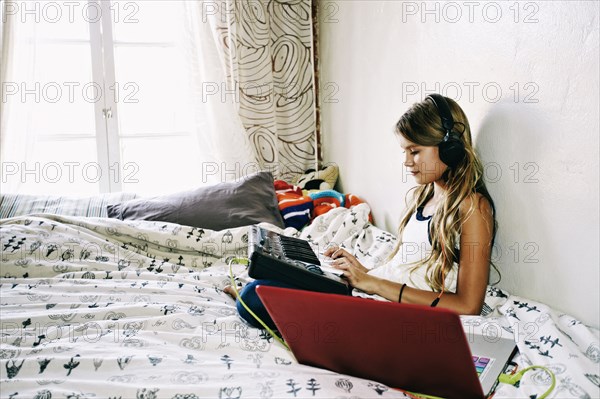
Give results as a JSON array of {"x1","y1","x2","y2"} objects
[
  {"x1": 498, "y1": 365, "x2": 556, "y2": 399},
  {"x1": 228, "y1": 257, "x2": 290, "y2": 351},
  {"x1": 401, "y1": 390, "x2": 446, "y2": 399}
]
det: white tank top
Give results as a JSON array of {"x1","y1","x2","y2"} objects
[{"x1": 368, "y1": 206, "x2": 459, "y2": 293}]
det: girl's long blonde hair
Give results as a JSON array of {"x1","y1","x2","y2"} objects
[{"x1": 388, "y1": 96, "x2": 498, "y2": 292}]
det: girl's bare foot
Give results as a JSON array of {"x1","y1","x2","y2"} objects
[{"x1": 223, "y1": 285, "x2": 239, "y2": 300}]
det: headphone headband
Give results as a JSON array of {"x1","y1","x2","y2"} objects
[{"x1": 426, "y1": 94, "x2": 454, "y2": 135}]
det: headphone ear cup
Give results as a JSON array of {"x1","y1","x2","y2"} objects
[
  {"x1": 427, "y1": 94, "x2": 467, "y2": 169},
  {"x1": 438, "y1": 134, "x2": 466, "y2": 168}
]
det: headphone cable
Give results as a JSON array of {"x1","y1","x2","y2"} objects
[
  {"x1": 498, "y1": 365, "x2": 556, "y2": 399},
  {"x1": 227, "y1": 257, "x2": 290, "y2": 351}
]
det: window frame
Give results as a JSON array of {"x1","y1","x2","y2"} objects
[{"x1": 90, "y1": 0, "x2": 121, "y2": 193}]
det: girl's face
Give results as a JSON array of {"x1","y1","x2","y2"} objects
[{"x1": 398, "y1": 135, "x2": 448, "y2": 185}]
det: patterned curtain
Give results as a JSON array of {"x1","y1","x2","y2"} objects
[{"x1": 206, "y1": 0, "x2": 317, "y2": 182}]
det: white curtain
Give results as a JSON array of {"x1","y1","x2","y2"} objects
[
  {"x1": 0, "y1": 2, "x2": 12, "y2": 158},
  {"x1": 182, "y1": 1, "x2": 259, "y2": 181},
  {"x1": 0, "y1": 7, "x2": 38, "y2": 191}
]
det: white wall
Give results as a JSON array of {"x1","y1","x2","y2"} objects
[{"x1": 319, "y1": 1, "x2": 599, "y2": 327}]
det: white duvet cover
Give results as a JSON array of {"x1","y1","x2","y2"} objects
[{"x1": 1, "y1": 204, "x2": 598, "y2": 398}]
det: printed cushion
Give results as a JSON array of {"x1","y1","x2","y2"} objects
[{"x1": 293, "y1": 164, "x2": 339, "y2": 190}]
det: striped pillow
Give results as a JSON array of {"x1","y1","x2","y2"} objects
[{"x1": 0, "y1": 192, "x2": 138, "y2": 219}]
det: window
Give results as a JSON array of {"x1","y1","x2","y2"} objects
[{"x1": 2, "y1": 0, "x2": 202, "y2": 196}]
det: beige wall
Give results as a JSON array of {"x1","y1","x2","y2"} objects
[{"x1": 318, "y1": 0, "x2": 599, "y2": 327}]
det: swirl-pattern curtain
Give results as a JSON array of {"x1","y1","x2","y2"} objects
[{"x1": 205, "y1": 0, "x2": 317, "y2": 181}]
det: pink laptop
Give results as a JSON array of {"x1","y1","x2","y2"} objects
[{"x1": 256, "y1": 286, "x2": 517, "y2": 399}]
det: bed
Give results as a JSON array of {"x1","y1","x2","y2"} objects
[{"x1": 1, "y1": 178, "x2": 599, "y2": 399}]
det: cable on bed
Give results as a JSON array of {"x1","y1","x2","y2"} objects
[
  {"x1": 398, "y1": 364, "x2": 555, "y2": 399},
  {"x1": 228, "y1": 257, "x2": 290, "y2": 351},
  {"x1": 497, "y1": 365, "x2": 556, "y2": 399},
  {"x1": 397, "y1": 390, "x2": 445, "y2": 399}
]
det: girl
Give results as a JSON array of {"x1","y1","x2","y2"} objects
[
  {"x1": 326, "y1": 94, "x2": 497, "y2": 315},
  {"x1": 226, "y1": 94, "x2": 496, "y2": 328}
]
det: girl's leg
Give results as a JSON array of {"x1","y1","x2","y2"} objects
[{"x1": 236, "y1": 279, "x2": 300, "y2": 329}]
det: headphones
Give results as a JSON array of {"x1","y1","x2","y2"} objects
[{"x1": 426, "y1": 94, "x2": 466, "y2": 169}]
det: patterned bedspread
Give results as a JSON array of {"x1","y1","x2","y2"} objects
[{"x1": 1, "y1": 204, "x2": 598, "y2": 398}]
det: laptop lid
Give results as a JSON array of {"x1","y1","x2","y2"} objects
[{"x1": 256, "y1": 286, "x2": 515, "y2": 399}]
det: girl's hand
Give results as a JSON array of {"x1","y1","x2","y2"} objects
[
  {"x1": 333, "y1": 261, "x2": 378, "y2": 294},
  {"x1": 323, "y1": 246, "x2": 373, "y2": 291},
  {"x1": 323, "y1": 246, "x2": 369, "y2": 273}
]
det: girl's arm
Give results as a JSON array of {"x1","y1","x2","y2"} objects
[
  {"x1": 326, "y1": 193, "x2": 494, "y2": 315},
  {"x1": 443, "y1": 193, "x2": 494, "y2": 314}
]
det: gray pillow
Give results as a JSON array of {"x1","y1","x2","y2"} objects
[{"x1": 107, "y1": 171, "x2": 284, "y2": 230}]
